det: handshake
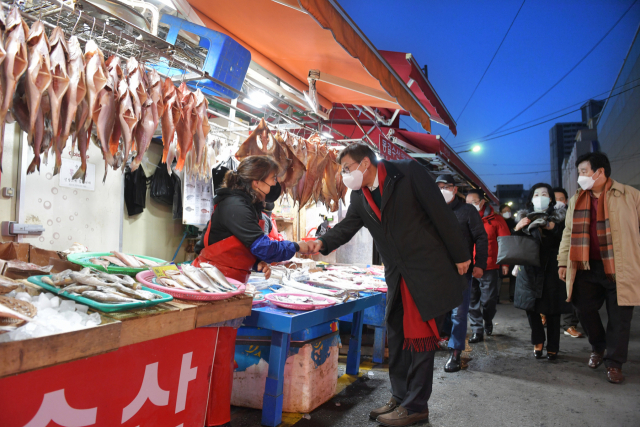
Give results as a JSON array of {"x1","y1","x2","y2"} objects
[{"x1": 296, "y1": 239, "x2": 324, "y2": 254}]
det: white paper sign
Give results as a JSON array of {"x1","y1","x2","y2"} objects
[
  {"x1": 59, "y1": 158, "x2": 96, "y2": 191},
  {"x1": 182, "y1": 174, "x2": 213, "y2": 226}
]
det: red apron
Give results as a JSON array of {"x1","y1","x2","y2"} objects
[
  {"x1": 362, "y1": 164, "x2": 440, "y2": 352},
  {"x1": 193, "y1": 215, "x2": 264, "y2": 426},
  {"x1": 267, "y1": 214, "x2": 284, "y2": 241},
  {"x1": 192, "y1": 219, "x2": 265, "y2": 284}
]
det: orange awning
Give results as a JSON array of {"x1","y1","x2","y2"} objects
[{"x1": 187, "y1": 0, "x2": 436, "y2": 133}]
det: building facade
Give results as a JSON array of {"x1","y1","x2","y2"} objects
[{"x1": 596, "y1": 24, "x2": 640, "y2": 190}]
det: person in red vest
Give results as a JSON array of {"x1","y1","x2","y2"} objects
[
  {"x1": 306, "y1": 143, "x2": 470, "y2": 427},
  {"x1": 193, "y1": 155, "x2": 310, "y2": 427},
  {"x1": 465, "y1": 189, "x2": 511, "y2": 343}
]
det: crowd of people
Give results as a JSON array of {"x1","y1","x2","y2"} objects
[
  {"x1": 198, "y1": 142, "x2": 637, "y2": 427},
  {"x1": 303, "y1": 146, "x2": 637, "y2": 427}
]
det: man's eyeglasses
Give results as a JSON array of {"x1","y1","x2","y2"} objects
[
  {"x1": 341, "y1": 161, "x2": 359, "y2": 175},
  {"x1": 437, "y1": 184, "x2": 455, "y2": 191}
]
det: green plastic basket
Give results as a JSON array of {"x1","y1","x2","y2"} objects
[
  {"x1": 67, "y1": 252, "x2": 167, "y2": 277},
  {"x1": 28, "y1": 275, "x2": 173, "y2": 313}
]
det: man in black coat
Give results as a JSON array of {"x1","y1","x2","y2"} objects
[
  {"x1": 307, "y1": 143, "x2": 471, "y2": 426},
  {"x1": 436, "y1": 174, "x2": 488, "y2": 373}
]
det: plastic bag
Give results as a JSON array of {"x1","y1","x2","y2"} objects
[{"x1": 150, "y1": 161, "x2": 174, "y2": 205}]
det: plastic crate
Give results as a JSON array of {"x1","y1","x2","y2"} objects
[{"x1": 160, "y1": 15, "x2": 251, "y2": 99}]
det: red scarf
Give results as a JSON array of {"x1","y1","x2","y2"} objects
[{"x1": 362, "y1": 163, "x2": 440, "y2": 352}]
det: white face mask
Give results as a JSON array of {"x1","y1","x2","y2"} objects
[
  {"x1": 502, "y1": 212, "x2": 512, "y2": 219},
  {"x1": 577, "y1": 171, "x2": 599, "y2": 191},
  {"x1": 555, "y1": 201, "x2": 566, "y2": 210},
  {"x1": 441, "y1": 189, "x2": 454, "y2": 203},
  {"x1": 342, "y1": 161, "x2": 365, "y2": 191},
  {"x1": 473, "y1": 202, "x2": 483, "y2": 212},
  {"x1": 532, "y1": 196, "x2": 550, "y2": 212}
]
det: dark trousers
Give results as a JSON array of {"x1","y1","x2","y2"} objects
[
  {"x1": 561, "y1": 309, "x2": 580, "y2": 328},
  {"x1": 387, "y1": 296, "x2": 434, "y2": 414},
  {"x1": 572, "y1": 261, "x2": 635, "y2": 369},
  {"x1": 509, "y1": 276, "x2": 516, "y2": 300},
  {"x1": 527, "y1": 311, "x2": 561, "y2": 353},
  {"x1": 469, "y1": 269, "x2": 500, "y2": 333}
]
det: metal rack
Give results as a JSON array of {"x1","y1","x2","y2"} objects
[{"x1": 5, "y1": 0, "x2": 357, "y2": 146}]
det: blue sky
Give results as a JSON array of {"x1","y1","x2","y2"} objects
[{"x1": 340, "y1": 0, "x2": 640, "y2": 192}]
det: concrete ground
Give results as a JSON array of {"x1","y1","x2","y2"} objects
[{"x1": 229, "y1": 283, "x2": 640, "y2": 427}]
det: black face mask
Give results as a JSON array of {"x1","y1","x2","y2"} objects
[{"x1": 264, "y1": 182, "x2": 282, "y2": 203}]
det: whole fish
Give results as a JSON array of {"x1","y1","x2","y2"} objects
[
  {"x1": 192, "y1": 89, "x2": 208, "y2": 166},
  {"x1": 115, "y1": 274, "x2": 137, "y2": 287},
  {"x1": 84, "y1": 40, "x2": 108, "y2": 121},
  {"x1": 166, "y1": 139, "x2": 177, "y2": 175},
  {"x1": 147, "y1": 69, "x2": 164, "y2": 128},
  {"x1": 69, "y1": 273, "x2": 111, "y2": 287},
  {"x1": 60, "y1": 36, "x2": 87, "y2": 148},
  {"x1": 161, "y1": 78, "x2": 180, "y2": 163},
  {"x1": 62, "y1": 284, "x2": 97, "y2": 294},
  {"x1": 0, "y1": 7, "x2": 29, "y2": 172},
  {"x1": 200, "y1": 263, "x2": 236, "y2": 290},
  {"x1": 129, "y1": 102, "x2": 155, "y2": 172},
  {"x1": 134, "y1": 256, "x2": 159, "y2": 267},
  {"x1": 182, "y1": 265, "x2": 223, "y2": 293},
  {"x1": 117, "y1": 80, "x2": 137, "y2": 171},
  {"x1": 175, "y1": 83, "x2": 195, "y2": 171},
  {"x1": 0, "y1": 301, "x2": 34, "y2": 322},
  {"x1": 111, "y1": 251, "x2": 142, "y2": 268},
  {"x1": 48, "y1": 27, "x2": 70, "y2": 176},
  {"x1": 159, "y1": 277, "x2": 186, "y2": 289},
  {"x1": 126, "y1": 57, "x2": 147, "y2": 120},
  {"x1": 71, "y1": 99, "x2": 90, "y2": 182},
  {"x1": 174, "y1": 274, "x2": 204, "y2": 292},
  {"x1": 81, "y1": 290, "x2": 138, "y2": 304},
  {"x1": 92, "y1": 84, "x2": 117, "y2": 181},
  {"x1": 90, "y1": 257, "x2": 111, "y2": 270},
  {"x1": 100, "y1": 255, "x2": 127, "y2": 267},
  {"x1": 25, "y1": 21, "x2": 52, "y2": 173},
  {"x1": 105, "y1": 55, "x2": 122, "y2": 157}
]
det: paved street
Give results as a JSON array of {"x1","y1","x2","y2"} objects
[{"x1": 230, "y1": 289, "x2": 640, "y2": 427}]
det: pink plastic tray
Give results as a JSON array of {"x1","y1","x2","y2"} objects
[
  {"x1": 265, "y1": 292, "x2": 337, "y2": 311},
  {"x1": 136, "y1": 270, "x2": 245, "y2": 301}
]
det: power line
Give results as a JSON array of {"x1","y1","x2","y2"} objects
[
  {"x1": 484, "y1": 0, "x2": 639, "y2": 138},
  {"x1": 453, "y1": 82, "x2": 640, "y2": 150},
  {"x1": 451, "y1": 76, "x2": 640, "y2": 148},
  {"x1": 444, "y1": 0, "x2": 526, "y2": 140}
]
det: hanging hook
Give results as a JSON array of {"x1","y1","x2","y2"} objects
[
  {"x1": 56, "y1": 4, "x2": 64, "y2": 27},
  {"x1": 71, "y1": 11, "x2": 82, "y2": 35},
  {"x1": 99, "y1": 23, "x2": 106, "y2": 48},
  {"x1": 115, "y1": 31, "x2": 122, "y2": 56},
  {"x1": 90, "y1": 17, "x2": 96, "y2": 39}
]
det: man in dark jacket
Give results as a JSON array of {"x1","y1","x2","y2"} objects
[
  {"x1": 436, "y1": 175, "x2": 488, "y2": 372},
  {"x1": 466, "y1": 189, "x2": 511, "y2": 343},
  {"x1": 306, "y1": 143, "x2": 470, "y2": 426}
]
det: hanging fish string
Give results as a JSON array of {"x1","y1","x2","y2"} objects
[{"x1": 0, "y1": 2, "x2": 223, "y2": 182}]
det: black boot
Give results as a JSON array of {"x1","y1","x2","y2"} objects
[
  {"x1": 444, "y1": 349, "x2": 462, "y2": 372},
  {"x1": 469, "y1": 333, "x2": 484, "y2": 343}
]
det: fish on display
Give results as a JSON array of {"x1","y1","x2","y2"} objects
[
  {"x1": 126, "y1": 57, "x2": 146, "y2": 120},
  {"x1": 191, "y1": 89, "x2": 207, "y2": 167},
  {"x1": 100, "y1": 255, "x2": 127, "y2": 268},
  {"x1": 276, "y1": 131, "x2": 305, "y2": 196},
  {"x1": 147, "y1": 69, "x2": 164, "y2": 130},
  {"x1": 90, "y1": 257, "x2": 111, "y2": 270},
  {"x1": 81, "y1": 290, "x2": 138, "y2": 304},
  {"x1": 84, "y1": 40, "x2": 108, "y2": 119},
  {"x1": 199, "y1": 263, "x2": 236, "y2": 291},
  {"x1": 0, "y1": 7, "x2": 29, "y2": 173},
  {"x1": 117, "y1": 79, "x2": 137, "y2": 170},
  {"x1": 48, "y1": 27, "x2": 70, "y2": 176},
  {"x1": 25, "y1": 20, "x2": 52, "y2": 174},
  {"x1": 175, "y1": 82, "x2": 195, "y2": 171},
  {"x1": 105, "y1": 55, "x2": 123, "y2": 158},
  {"x1": 111, "y1": 251, "x2": 143, "y2": 268},
  {"x1": 60, "y1": 35, "x2": 86, "y2": 161},
  {"x1": 159, "y1": 277, "x2": 186, "y2": 289},
  {"x1": 0, "y1": 300, "x2": 34, "y2": 322},
  {"x1": 235, "y1": 118, "x2": 291, "y2": 179},
  {"x1": 134, "y1": 256, "x2": 159, "y2": 267},
  {"x1": 129, "y1": 100, "x2": 154, "y2": 172},
  {"x1": 161, "y1": 78, "x2": 180, "y2": 164},
  {"x1": 62, "y1": 284, "x2": 97, "y2": 294},
  {"x1": 71, "y1": 99, "x2": 90, "y2": 181}
]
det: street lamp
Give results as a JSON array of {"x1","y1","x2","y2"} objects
[{"x1": 458, "y1": 145, "x2": 481, "y2": 154}]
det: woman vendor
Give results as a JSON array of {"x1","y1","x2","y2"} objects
[
  {"x1": 193, "y1": 155, "x2": 309, "y2": 427},
  {"x1": 194, "y1": 155, "x2": 309, "y2": 281}
]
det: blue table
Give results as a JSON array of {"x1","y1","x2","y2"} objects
[
  {"x1": 244, "y1": 292, "x2": 384, "y2": 426},
  {"x1": 340, "y1": 293, "x2": 387, "y2": 363}
]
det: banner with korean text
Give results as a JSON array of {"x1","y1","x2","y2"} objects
[{"x1": 0, "y1": 328, "x2": 217, "y2": 427}]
